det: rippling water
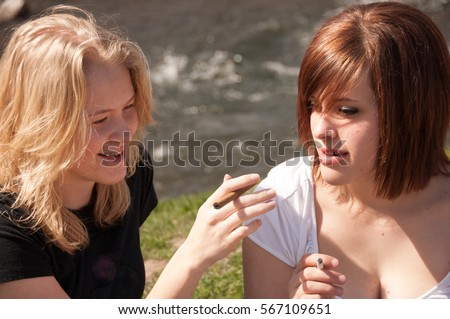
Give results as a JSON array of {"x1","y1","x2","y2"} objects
[{"x1": 1, "y1": 0, "x2": 449, "y2": 198}]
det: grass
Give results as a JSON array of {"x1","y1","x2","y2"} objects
[{"x1": 140, "y1": 190, "x2": 245, "y2": 298}]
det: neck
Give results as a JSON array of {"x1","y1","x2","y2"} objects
[
  {"x1": 59, "y1": 179, "x2": 95, "y2": 210},
  {"x1": 326, "y1": 172, "x2": 447, "y2": 219}
]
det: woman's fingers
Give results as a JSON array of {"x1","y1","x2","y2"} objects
[
  {"x1": 185, "y1": 173, "x2": 275, "y2": 269},
  {"x1": 290, "y1": 267, "x2": 344, "y2": 287},
  {"x1": 299, "y1": 253, "x2": 340, "y2": 270},
  {"x1": 225, "y1": 196, "x2": 276, "y2": 238},
  {"x1": 289, "y1": 253, "x2": 346, "y2": 299},
  {"x1": 204, "y1": 173, "x2": 261, "y2": 208},
  {"x1": 292, "y1": 278, "x2": 344, "y2": 299},
  {"x1": 300, "y1": 278, "x2": 344, "y2": 296},
  {"x1": 213, "y1": 188, "x2": 276, "y2": 223},
  {"x1": 204, "y1": 173, "x2": 276, "y2": 231},
  {"x1": 227, "y1": 218, "x2": 263, "y2": 243},
  {"x1": 206, "y1": 188, "x2": 275, "y2": 248}
]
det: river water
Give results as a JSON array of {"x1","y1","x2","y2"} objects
[{"x1": 1, "y1": 0, "x2": 449, "y2": 198}]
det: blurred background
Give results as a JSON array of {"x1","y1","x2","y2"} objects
[{"x1": 1, "y1": 0, "x2": 449, "y2": 199}]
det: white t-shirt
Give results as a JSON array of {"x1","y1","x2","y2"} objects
[
  {"x1": 249, "y1": 157, "x2": 318, "y2": 268},
  {"x1": 248, "y1": 157, "x2": 450, "y2": 299}
]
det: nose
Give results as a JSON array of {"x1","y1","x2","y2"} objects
[
  {"x1": 311, "y1": 112, "x2": 337, "y2": 142},
  {"x1": 109, "y1": 118, "x2": 133, "y2": 144}
]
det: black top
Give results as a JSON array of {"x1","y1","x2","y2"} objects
[{"x1": 0, "y1": 154, "x2": 158, "y2": 298}]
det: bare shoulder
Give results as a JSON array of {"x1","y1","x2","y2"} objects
[
  {"x1": 431, "y1": 169, "x2": 450, "y2": 209},
  {"x1": 0, "y1": 276, "x2": 69, "y2": 298},
  {"x1": 415, "y1": 171, "x2": 450, "y2": 229}
]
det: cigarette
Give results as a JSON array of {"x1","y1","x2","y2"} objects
[
  {"x1": 316, "y1": 258, "x2": 324, "y2": 269},
  {"x1": 213, "y1": 182, "x2": 257, "y2": 209}
]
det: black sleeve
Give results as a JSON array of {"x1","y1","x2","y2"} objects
[
  {"x1": 0, "y1": 212, "x2": 53, "y2": 284},
  {"x1": 127, "y1": 149, "x2": 158, "y2": 226}
]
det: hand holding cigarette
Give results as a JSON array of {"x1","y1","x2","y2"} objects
[
  {"x1": 288, "y1": 254, "x2": 346, "y2": 298},
  {"x1": 213, "y1": 182, "x2": 258, "y2": 209},
  {"x1": 177, "y1": 173, "x2": 275, "y2": 273}
]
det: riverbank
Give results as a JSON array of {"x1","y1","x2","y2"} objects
[{"x1": 1, "y1": 0, "x2": 449, "y2": 199}]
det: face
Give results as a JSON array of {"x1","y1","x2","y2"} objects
[
  {"x1": 63, "y1": 59, "x2": 138, "y2": 189},
  {"x1": 309, "y1": 74, "x2": 379, "y2": 186}
]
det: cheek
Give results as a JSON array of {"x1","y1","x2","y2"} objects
[
  {"x1": 309, "y1": 113, "x2": 319, "y2": 135},
  {"x1": 83, "y1": 132, "x2": 104, "y2": 159},
  {"x1": 127, "y1": 110, "x2": 139, "y2": 136},
  {"x1": 366, "y1": 122, "x2": 379, "y2": 147},
  {"x1": 355, "y1": 123, "x2": 379, "y2": 156}
]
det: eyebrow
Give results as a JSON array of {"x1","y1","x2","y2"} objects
[
  {"x1": 311, "y1": 95, "x2": 358, "y2": 103},
  {"x1": 336, "y1": 97, "x2": 358, "y2": 103},
  {"x1": 88, "y1": 94, "x2": 136, "y2": 117}
]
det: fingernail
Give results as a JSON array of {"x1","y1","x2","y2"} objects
[
  {"x1": 331, "y1": 258, "x2": 339, "y2": 267},
  {"x1": 250, "y1": 173, "x2": 260, "y2": 180}
]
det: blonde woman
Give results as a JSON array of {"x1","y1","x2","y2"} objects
[{"x1": 0, "y1": 6, "x2": 276, "y2": 298}]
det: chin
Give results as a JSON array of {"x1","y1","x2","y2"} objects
[
  {"x1": 318, "y1": 166, "x2": 349, "y2": 186},
  {"x1": 98, "y1": 167, "x2": 128, "y2": 185}
]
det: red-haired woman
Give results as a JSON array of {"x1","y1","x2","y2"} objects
[{"x1": 243, "y1": 1, "x2": 450, "y2": 299}]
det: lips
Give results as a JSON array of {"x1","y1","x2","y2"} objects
[
  {"x1": 319, "y1": 148, "x2": 347, "y2": 156},
  {"x1": 317, "y1": 148, "x2": 349, "y2": 165},
  {"x1": 98, "y1": 144, "x2": 125, "y2": 164},
  {"x1": 322, "y1": 149, "x2": 340, "y2": 156},
  {"x1": 98, "y1": 151, "x2": 122, "y2": 159}
]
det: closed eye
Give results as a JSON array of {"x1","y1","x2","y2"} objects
[
  {"x1": 92, "y1": 117, "x2": 107, "y2": 124},
  {"x1": 123, "y1": 103, "x2": 136, "y2": 114}
]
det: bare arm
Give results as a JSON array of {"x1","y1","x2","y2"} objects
[
  {"x1": 0, "y1": 276, "x2": 69, "y2": 298},
  {"x1": 242, "y1": 238, "x2": 294, "y2": 298},
  {"x1": 147, "y1": 174, "x2": 276, "y2": 298},
  {"x1": 243, "y1": 239, "x2": 346, "y2": 299}
]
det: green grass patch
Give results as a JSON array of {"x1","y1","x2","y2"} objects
[
  {"x1": 140, "y1": 191, "x2": 211, "y2": 260},
  {"x1": 193, "y1": 249, "x2": 244, "y2": 298},
  {"x1": 140, "y1": 190, "x2": 244, "y2": 298}
]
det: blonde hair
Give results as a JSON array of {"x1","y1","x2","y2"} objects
[{"x1": 0, "y1": 6, "x2": 153, "y2": 253}]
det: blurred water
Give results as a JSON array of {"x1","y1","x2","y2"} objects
[{"x1": 1, "y1": 0, "x2": 449, "y2": 198}]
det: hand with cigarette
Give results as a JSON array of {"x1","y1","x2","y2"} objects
[
  {"x1": 148, "y1": 173, "x2": 276, "y2": 298},
  {"x1": 287, "y1": 253, "x2": 346, "y2": 299},
  {"x1": 183, "y1": 173, "x2": 275, "y2": 266}
]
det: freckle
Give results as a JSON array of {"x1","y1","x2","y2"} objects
[{"x1": 381, "y1": 233, "x2": 384, "y2": 236}]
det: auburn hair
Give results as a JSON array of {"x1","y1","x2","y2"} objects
[{"x1": 297, "y1": 1, "x2": 450, "y2": 199}]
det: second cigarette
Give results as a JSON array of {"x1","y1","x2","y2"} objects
[{"x1": 316, "y1": 257, "x2": 324, "y2": 269}]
